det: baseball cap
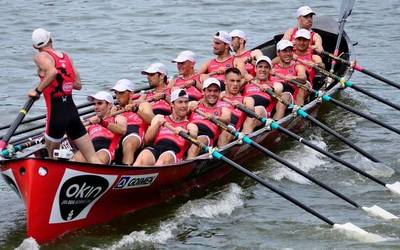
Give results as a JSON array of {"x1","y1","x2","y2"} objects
[
  {"x1": 297, "y1": 6, "x2": 315, "y2": 17},
  {"x1": 214, "y1": 31, "x2": 231, "y2": 45},
  {"x1": 32, "y1": 28, "x2": 51, "y2": 49},
  {"x1": 111, "y1": 79, "x2": 134, "y2": 92},
  {"x1": 276, "y1": 40, "x2": 294, "y2": 51},
  {"x1": 172, "y1": 50, "x2": 196, "y2": 63},
  {"x1": 170, "y1": 88, "x2": 189, "y2": 102},
  {"x1": 87, "y1": 91, "x2": 114, "y2": 104},
  {"x1": 202, "y1": 77, "x2": 221, "y2": 89},
  {"x1": 141, "y1": 63, "x2": 168, "y2": 76},
  {"x1": 256, "y1": 56, "x2": 272, "y2": 68},
  {"x1": 229, "y1": 29, "x2": 247, "y2": 41},
  {"x1": 295, "y1": 29, "x2": 311, "y2": 40}
]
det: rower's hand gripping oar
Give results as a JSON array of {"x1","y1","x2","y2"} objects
[
  {"x1": 163, "y1": 122, "x2": 385, "y2": 240},
  {"x1": 297, "y1": 58, "x2": 400, "y2": 111},
  {"x1": 194, "y1": 108, "x2": 398, "y2": 220},
  {"x1": 0, "y1": 136, "x2": 44, "y2": 158}
]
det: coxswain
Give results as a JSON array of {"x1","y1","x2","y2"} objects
[
  {"x1": 187, "y1": 77, "x2": 231, "y2": 157},
  {"x1": 229, "y1": 29, "x2": 263, "y2": 77},
  {"x1": 133, "y1": 89, "x2": 198, "y2": 166},
  {"x1": 198, "y1": 31, "x2": 252, "y2": 85},
  {"x1": 73, "y1": 91, "x2": 127, "y2": 164},
  {"x1": 111, "y1": 79, "x2": 154, "y2": 165},
  {"x1": 282, "y1": 5, "x2": 324, "y2": 53},
  {"x1": 169, "y1": 50, "x2": 203, "y2": 101},
  {"x1": 141, "y1": 63, "x2": 172, "y2": 115},
  {"x1": 27, "y1": 28, "x2": 101, "y2": 163},
  {"x1": 270, "y1": 40, "x2": 308, "y2": 106}
]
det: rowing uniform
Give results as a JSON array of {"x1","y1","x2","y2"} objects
[
  {"x1": 120, "y1": 110, "x2": 147, "y2": 145},
  {"x1": 290, "y1": 27, "x2": 316, "y2": 47},
  {"x1": 145, "y1": 89, "x2": 172, "y2": 115},
  {"x1": 243, "y1": 80, "x2": 276, "y2": 117},
  {"x1": 270, "y1": 62, "x2": 299, "y2": 100},
  {"x1": 189, "y1": 102, "x2": 223, "y2": 146},
  {"x1": 40, "y1": 49, "x2": 86, "y2": 143},
  {"x1": 87, "y1": 116, "x2": 121, "y2": 163},
  {"x1": 147, "y1": 116, "x2": 190, "y2": 163},
  {"x1": 235, "y1": 50, "x2": 256, "y2": 77},
  {"x1": 207, "y1": 56, "x2": 235, "y2": 84},
  {"x1": 295, "y1": 51, "x2": 315, "y2": 87},
  {"x1": 174, "y1": 74, "x2": 203, "y2": 101},
  {"x1": 218, "y1": 96, "x2": 246, "y2": 130}
]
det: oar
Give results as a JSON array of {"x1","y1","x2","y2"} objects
[
  {"x1": 0, "y1": 97, "x2": 36, "y2": 151},
  {"x1": 194, "y1": 109, "x2": 398, "y2": 220},
  {"x1": 329, "y1": 0, "x2": 356, "y2": 74},
  {"x1": 163, "y1": 123, "x2": 385, "y2": 241},
  {"x1": 297, "y1": 58, "x2": 400, "y2": 111},
  {"x1": 228, "y1": 100, "x2": 400, "y2": 195},
  {"x1": 0, "y1": 136, "x2": 44, "y2": 158},
  {"x1": 319, "y1": 50, "x2": 400, "y2": 90}
]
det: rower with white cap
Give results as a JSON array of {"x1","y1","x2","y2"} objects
[
  {"x1": 28, "y1": 28, "x2": 102, "y2": 164},
  {"x1": 198, "y1": 31, "x2": 252, "y2": 85},
  {"x1": 282, "y1": 5, "x2": 324, "y2": 53},
  {"x1": 229, "y1": 29, "x2": 263, "y2": 76},
  {"x1": 169, "y1": 50, "x2": 203, "y2": 101}
]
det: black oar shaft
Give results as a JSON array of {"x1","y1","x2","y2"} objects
[
  {"x1": 349, "y1": 83, "x2": 400, "y2": 111},
  {"x1": 323, "y1": 96, "x2": 400, "y2": 135},
  {"x1": 271, "y1": 123, "x2": 387, "y2": 187},
  {"x1": 297, "y1": 109, "x2": 381, "y2": 163},
  {"x1": 356, "y1": 67, "x2": 400, "y2": 90}
]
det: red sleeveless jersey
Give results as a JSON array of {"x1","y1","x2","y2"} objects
[
  {"x1": 146, "y1": 89, "x2": 172, "y2": 115},
  {"x1": 290, "y1": 27, "x2": 316, "y2": 47},
  {"x1": 189, "y1": 102, "x2": 222, "y2": 144},
  {"x1": 218, "y1": 95, "x2": 246, "y2": 130},
  {"x1": 270, "y1": 62, "x2": 298, "y2": 83},
  {"x1": 207, "y1": 56, "x2": 235, "y2": 82},
  {"x1": 243, "y1": 81, "x2": 276, "y2": 116},
  {"x1": 174, "y1": 74, "x2": 203, "y2": 101},
  {"x1": 120, "y1": 111, "x2": 147, "y2": 139},
  {"x1": 236, "y1": 50, "x2": 256, "y2": 77},
  {"x1": 87, "y1": 116, "x2": 121, "y2": 159},
  {"x1": 295, "y1": 51, "x2": 315, "y2": 87}
]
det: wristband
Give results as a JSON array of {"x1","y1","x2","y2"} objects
[
  {"x1": 35, "y1": 87, "x2": 42, "y2": 95},
  {"x1": 100, "y1": 118, "x2": 110, "y2": 128}
]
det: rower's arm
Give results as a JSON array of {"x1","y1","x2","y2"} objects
[
  {"x1": 198, "y1": 60, "x2": 210, "y2": 74},
  {"x1": 144, "y1": 115, "x2": 164, "y2": 144},
  {"x1": 107, "y1": 115, "x2": 127, "y2": 135},
  {"x1": 137, "y1": 101, "x2": 155, "y2": 124},
  {"x1": 295, "y1": 64, "x2": 308, "y2": 82},
  {"x1": 282, "y1": 28, "x2": 294, "y2": 41},
  {"x1": 312, "y1": 33, "x2": 324, "y2": 53},
  {"x1": 187, "y1": 123, "x2": 198, "y2": 139},
  {"x1": 234, "y1": 58, "x2": 253, "y2": 82},
  {"x1": 251, "y1": 49, "x2": 263, "y2": 60},
  {"x1": 219, "y1": 107, "x2": 231, "y2": 124},
  {"x1": 70, "y1": 58, "x2": 82, "y2": 90},
  {"x1": 243, "y1": 96, "x2": 255, "y2": 111},
  {"x1": 312, "y1": 55, "x2": 325, "y2": 69},
  {"x1": 167, "y1": 78, "x2": 175, "y2": 89},
  {"x1": 34, "y1": 52, "x2": 58, "y2": 92}
]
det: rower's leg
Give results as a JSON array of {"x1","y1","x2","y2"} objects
[
  {"x1": 122, "y1": 135, "x2": 141, "y2": 165},
  {"x1": 296, "y1": 88, "x2": 309, "y2": 106},
  {"x1": 187, "y1": 136, "x2": 209, "y2": 159},
  {"x1": 272, "y1": 82, "x2": 283, "y2": 95},
  {"x1": 217, "y1": 131, "x2": 234, "y2": 147},
  {"x1": 45, "y1": 139, "x2": 60, "y2": 159},
  {"x1": 73, "y1": 134, "x2": 102, "y2": 164},
  {"x1": 273, "y1": 92, "x2": 292, "y2": 120},
  {"x1": 71, "y1": 151, "x2": 85, "y2": 162},
  {"x1": 133, "y1": 149, "x2": 156, "y2": 166},
  {"x1": 97, "y1": 150, "x2": 111, "y2": 165},
  {"x1": 155, "y1": 151, "x2": 176, "y2": 166}
]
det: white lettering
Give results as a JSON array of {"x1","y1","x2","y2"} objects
[{"x1": 66, "y1": 184, "x2": 80, "y2": 197}]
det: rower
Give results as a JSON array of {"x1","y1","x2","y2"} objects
[
  {"x1": 133, "y1": 89, "x2": 198, "y2": 166},
  {"x1": 141, "y1": 62, "x2": 172, "y2": 115},
  {"x1": 282, "y1": 5, "x2": 324, "y2": 53},
  {"x1": 271, "y1": 40, "x2": 308, "y2": 106},
  {"x1": 218, "y1": 68, "x2": 264, "y2": 146},
  {"x1": 187, "y1": 77, "x2": 231, "y2": 157},
  {"x1": 111, "y1": 79, "x2": 154, "y2": 165},
  {"x1": 229, "y1": 29, "x2": 263, "y2": 77},
  {"x1": 73, "y1": 91, "x2": 127, "y2": 164},
  {"x1": 198, "y1": 31, "x2": 252, "y2": 85},
  {"x1": 169, "y1": 50, "x2": 203, "y2": 101}
]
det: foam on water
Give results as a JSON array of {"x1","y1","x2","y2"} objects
[
  {"x1": 100, "y1": 183, "x2": 243, "y2": 250},
  {"x1": 15, "y1": 237, "x2": 40, "y2": 250},
  {"x1": 354, "y1": 155, "x2": 395, "y2": 178},
  {"x1": 333, "y1": 222, "x2": 387, "y2": 243}
]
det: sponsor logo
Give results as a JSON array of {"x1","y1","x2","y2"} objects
[
  {"x1": 114, "y1": 173, "x2": 158, "y2": 189},
  {"x1": 49, "y1": 169, "x2": 117, "y2": 224}
]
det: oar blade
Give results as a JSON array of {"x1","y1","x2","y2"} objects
[
  {"x1": 385, "y1": 181, "x2": 400, "y2": 195},
  {"x1": 333, "y1": 222, "x2": 385, "y2": 243},
  {"x1": 361, "y1": 205, "x2": 399, "y2": 220},
  {"x1": 339, "y1": 0, "x2": 356, "y2": 20}
]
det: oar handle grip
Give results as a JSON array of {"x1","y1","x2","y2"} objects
[{"x1": 194, "y1": 108, "x2": 236, "y2": 135}]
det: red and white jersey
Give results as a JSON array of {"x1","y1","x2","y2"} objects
[
  {"x1": 189, "y1": 102, "x2": 223, "y2": 144},
  {"x1": 87, "y1": 116, "x2": 121, "y2": 159},
  {"x1": 270, "y1": 61, "x2": 298, "y2": 83},
  {"x1": 218, "y1": 95, "x2": 246, "y2": 130},
  {"x1": 243, "y1": 81, "x2": 276, "y2": 115},
  {"x1": 146, "y1": 89, "x2": 172, "y2": 115},
  {"x1": 120, "y1": 111, "x2": 147, "y2": 139},
  {"x1": 290, "y1": 27, "x2": 316, "y2": 47},
  {"x1": 174, "y1": 74, "x2": 203, "y2": 101},
  {"x1": 235, "y1": 50, "x2": 256, "y2": 77},
  {"x1": 207, "y1": 56, "x2": 235, "y2": 82}
]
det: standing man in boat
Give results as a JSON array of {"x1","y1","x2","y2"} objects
[
  {"x1": 73, "y1": 91, "x2": 127, "y2": 164},
  {"x1": 198, "y1": 31, "x2": 252, "y2": 85},
  {"x1": 28, "y1": 28, "x2": 102, "y2": 163},
  {"x1": 133, "y1": 89, "x2": 198, "y2": 166},
  {"x1": 111, "y1": 79, "x2": 154, "y2": 165},
  {"x1": 187, "y1": 77, "x2": 231, "y2": 157},
  {"x1": 270, "y1": 40, "x2": 308, "y2": 106},
  {"x1": 282, "y1": 5, "x2": 324, "y2": 53},
  {"x1": 140, "y1": 62, "x2": 172, "y2": 115},
  {"x1": 168, "y1": 50, "x2": 203, "y2": 101},
  {"x1": 229, "y1": 29, "x2": 263, "y2": 77}
]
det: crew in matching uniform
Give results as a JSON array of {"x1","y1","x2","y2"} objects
[
  {"x1": 112, "y1": 79, "x2": 154, "y2": 165},
  {"x1": 133, "y1": 89, "x2": 198, "y2": 166},
  {"x1": 73, "y1": 91, "x2": 127, "y2": 164},
  {"x1": 229, "y1": 29, "x2": 263, "y2": 77},
  {"x1": 187, "y1": 78, "x2": 231, "y2": 157},
  {"x1": 140, "y1": 63, "x2": 172, "y2": 115},
  {"x1": 169, "y1": 50, "x2": 203, "y2": 101}
]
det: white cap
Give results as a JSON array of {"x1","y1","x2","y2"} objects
[
  {"x1": 277, "y1": 39, "x2": 294, "y2": 51},
  {"x1": 172, "y1": 50, "x2": 196, "y2": 63},
  {"x1": 32, "y1": 28, "x2": 51, "y2": 48},
  {"x1": 170, "y1": 88, "x2": 189, "y2": 102},
  {"x1": 295, "y1": 29, "x2": 311, "y2": 40},
  {"x1": 141, "y1": 63, "x2": 168, "y2": 76},
  {"x1": 87, "y1": 91, "x2": 114, "y2": 104},
  {"x1": 229, "y1": 29, "x2": 247, "y2": 41},
  {"x1": 214, "y1": 31, "x2": 231, "y2": 45},
  {"x1": 297, "y1": 6, "x2": 315, "y2": 17},
  {"x1": 202, "y1": 77, "x2": 221, "y2": 89},
  {"x1": 111, "y1": 79, "x2": 134, "y2": 92},
  {"x1": 256, "y1": 55, "x2": 272, "y2": 68}
]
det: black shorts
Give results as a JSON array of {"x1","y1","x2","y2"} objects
[
  {"x1": 92, "y1": 137, "x2": 112, "y2": 152},
  {"x1": 147, "y1": 140, "x2": 180, "y2": 161},
  {"x1": 282, "y1": 83, "x2": 295, "y2": 94},
  {"x1": 251, "y1": 95, "x2": 270, "y2": 108},
  {"x1": 197, "y1": 123, "x2": 215, "y2": 139},
  {"x1": 45, "y1": 95, "x2": 87, "y2": 142},
  {"x1": 153, "y1": 109, "x2": 172, "y2": 116}
]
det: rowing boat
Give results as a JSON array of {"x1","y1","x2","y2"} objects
[{"x1": 0, "y1": 16, "x2": 354, "y2": 244}]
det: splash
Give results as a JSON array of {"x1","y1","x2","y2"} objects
[
  {"x1": 355, "y1": 156, "x2": 394, "y2": 178},
  {"x1": 333, "y1": 222, "x2": 386, "y2": 243},
  {"x1": 15, "y1": 237, "x2": 40, "y2": 250}
]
